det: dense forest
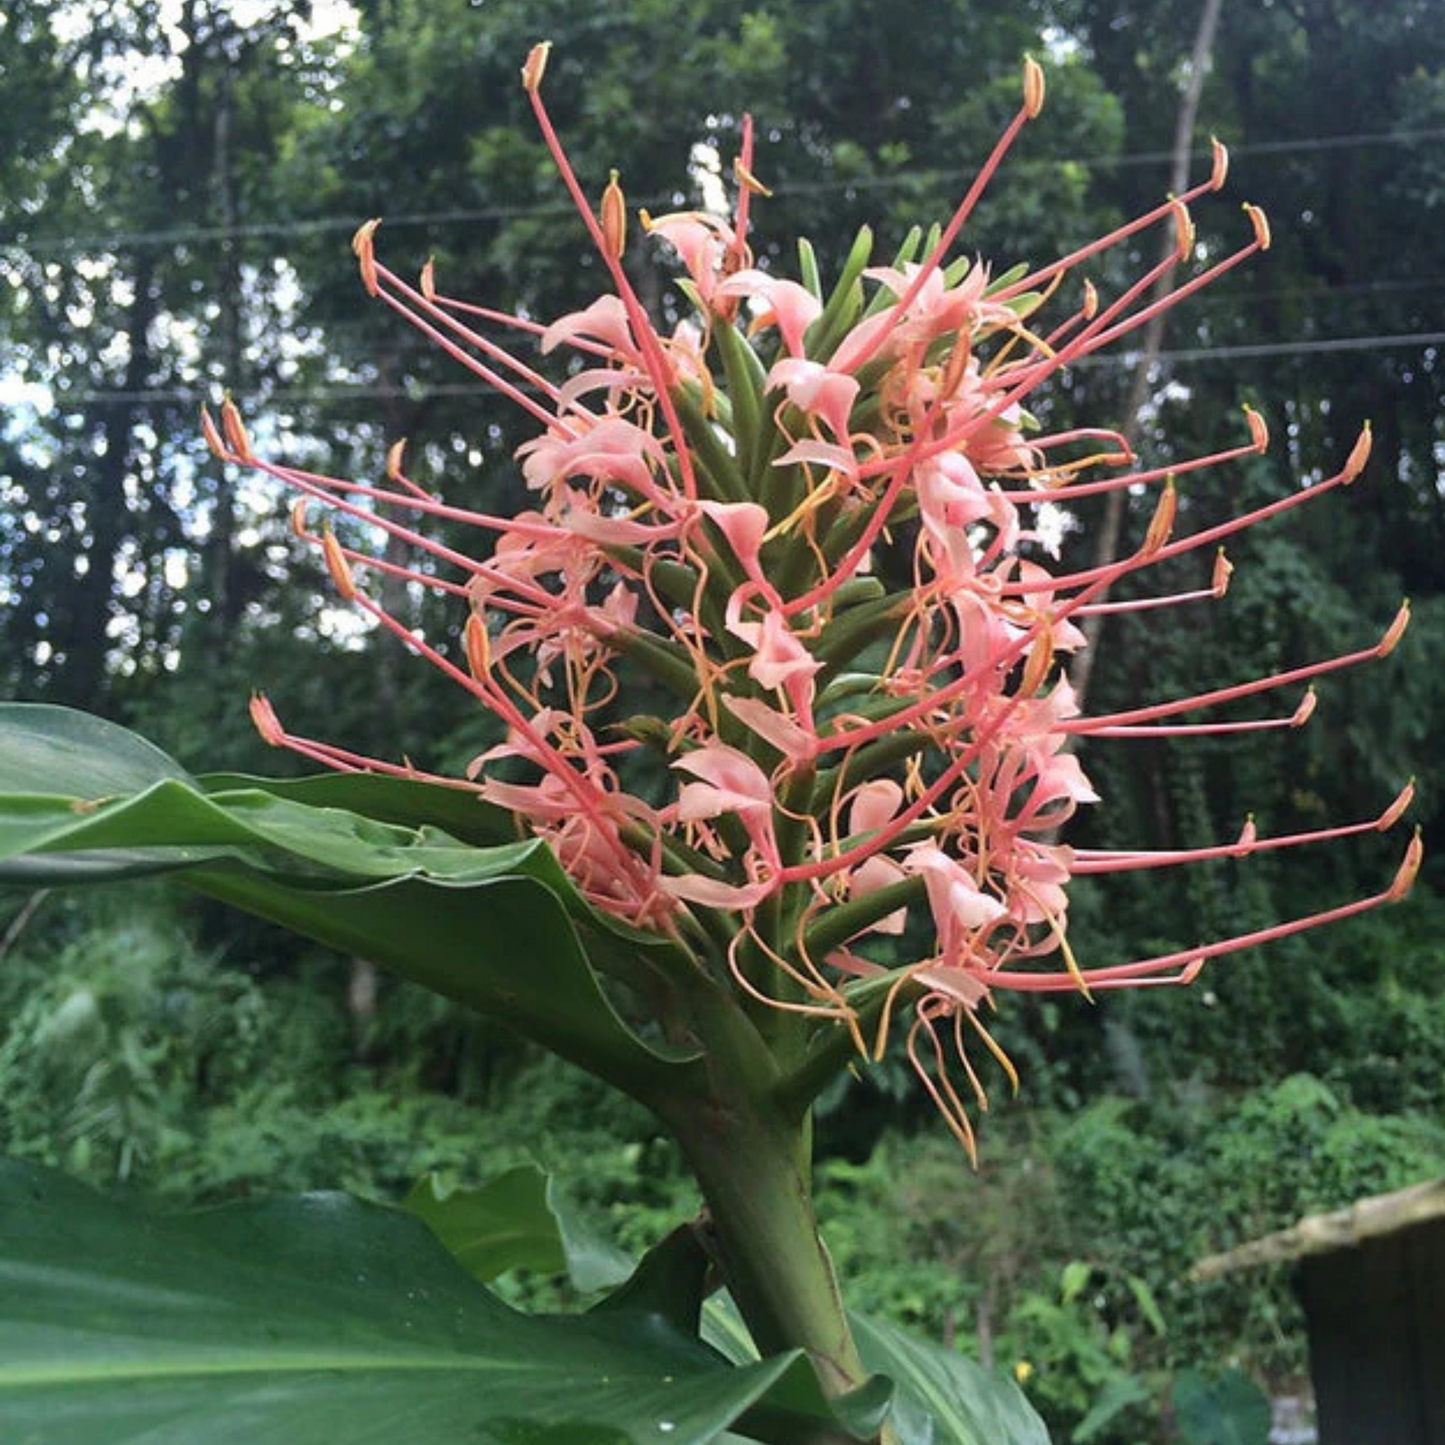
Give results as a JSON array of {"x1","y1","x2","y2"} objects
[{"x1": 2, "y1": 0, "x2": 1443, "y2": 1439}]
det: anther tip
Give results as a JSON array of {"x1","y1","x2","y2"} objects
[
  {"x1": 351, "y1": 218, "x2": 381, "y2": 296},
  {"x1": 1343, "y1": 422, "x2": 1372, "y2": 483},
  {"x1": 521, "y1": 41, "x2": 551, "y2": 93},
  {"x1": 1379, "y1": 600, "x2": 1410, "y2": 658},
  {"x1": 1210, "y1": 137, "x2": 1229, "y2": 190},
  {"x1": 1243, "y1": 203, "x2": 1271, "y2": 251},
  {"x1": 1389, "y1": 830, "x2": 1424, "y2": 903},
  {"x1": 321, "y1": 530, "x2": 358, "y2": 602},
  {"x1": 200, "y1": 405, "x2": 228, "y2": 460},
  {"x1": 1022, "y1": 56, "x2": 1045, "y2": 118},
  {"x1": 386, "y1": 437, "x2": 407, "y2": 482},
  {"x1": 219, "y1": 396, "x2": 253, "y2": 462},
  {"x1": 1212, "y1": 548, "x2": 1235, "y2": 598},
  {"x1": 249, "y1": 693, "x2": 285, "y2": 748},
  {"x1": 1243, "y1": 403, "x2": 1269, "y2": 453},
  {"x1": 1379, "y1": 780, "x2": 1415, "y2": 832}
]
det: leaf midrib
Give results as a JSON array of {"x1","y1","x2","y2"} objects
[{"x1": 0, "y1": 1352, "x2": 692, "y2": 1388}]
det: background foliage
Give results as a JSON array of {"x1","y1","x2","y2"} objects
[{"x1": 3, "y1": 0, "x2": 1443, "y2": 1440}]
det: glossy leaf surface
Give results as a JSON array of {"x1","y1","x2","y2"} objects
[
  {"x1": 0, "y1": 1159, "x2": 822, "y2": 1445},
  {"x1": 0, "y1": 705, "x2": 698, "y2": 1097}
]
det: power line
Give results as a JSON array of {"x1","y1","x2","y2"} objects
[
  {"x1": 1092, "y1": 329, "x2": 1445, "y2": 366},
  {"x1": 29, "y1": 328, "x2": 1443, "y2": 408},
  {"x1": 4, "y1": 127, "x2": 1444, "y2": 258}
]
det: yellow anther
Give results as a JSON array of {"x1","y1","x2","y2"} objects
[
  {"x1": 1211, "y1": 548, "x2": 1234, "y2": 598},
  {"x1": 520, "y1": 41, "x2": 551, "y2": 93},
  {"x1": 1243, "y1": 203, "x2": 1271, "y2": 251},
  {"x1": 1389, "y1": 830, "x2": 1424, "y2": 903},
  {"x1": 1243, "y1": 403, "x2": 1269, "y2": 452},
  {"x1": 321, "y1": 530, "x2": 358, "y2": 601},
  {"x1": 1022, "y1": 56, "x2": 1045, "y2": 118},
  {"x1": 386, "y1": 438, "x2": 407, "y2": 482},
  {"x1": 600, "y1": 169, "x2": 627, "y2": 259},
  {"x1": 1343, "y1": 422, "x2": 1372, "y2": 483},
  {"x1": 249, "y1": 693, "x2": 285, "y2": 747},
  {"x1": 351, "y1": 219, "x2": 381, "y2": 296},
  {"x1": 200, "y1": 406, "x2": 227, "y2": 460},
  {"x1": 219, "y1": 396, "x2": 253, "y2": 462},
  {"x1": 464, "y1": 611, "x2": 492, "y2": 679},
  {"x1": 1380, "y1": 781, "x2": 1415, "y2": 831},
  {"x1": 1379, "y1": 600, "x2": 1410, "y2": 657},
  {"x1": 1210, "y1": 137, "x2": 1229, "y2": 190},
  {"x1": 1143, "y1": 478, "x2": 1177, "y2": 554},
  {"x1": 733, "y1": 158, "x2": 773, "y2": 197}
]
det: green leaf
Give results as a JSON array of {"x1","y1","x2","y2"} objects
[
  {"x1": 702, "y1": 1301, "x2": 1050, "y2": 1444},
  {"x1": 0, "y1": 705, "x2": 699, "y2": 1099},
  {"x1": 1172, "y1": 1368, "x2": 1271, "y2": 1445},
  {"x1": 0, "y1": 1159, "x2": 828, "y2": 1445},
  {"x1": 1124, "y1": 1275, "x2": 1166, "y2": 1337},
  {"x1": 594, "y1": 1225, "x2": 712, "y2": 1334},
  {"x1": 849, "y1": 1312, "x2": 1051, "y2": 1445},
  {"x1": 405, "y1": 1166, "x2": 632, "y2": 1293},
  {"x1": 197, "y1": 770, "x2": 521, "y2": 849},
  {"x1": 1060, "y1": 1260, "x2": 1093, "y2": 1304},
  {"x1": 0, "y1": 703, "x2": 190, "y2": 797},
  {"x1": 1072, "y1": 1374, "x2": 1153, "y2": 1443}
]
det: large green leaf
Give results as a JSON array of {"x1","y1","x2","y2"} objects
[
  {"x1": 850, "y1": 1312, "x2": 1051, "y2": 1445},
  {"x1": 1172, "y1": 1369, "x2": 1271, "y2": 1445},
  {"x1": 195, "y1": 770, "x2": 522, "y2": 849},
  {"x1": 0, "y1": 1159, "x2": 834, "y2": 1445},
  {"x1": 402, "y1": 1179, "x2": 895, "y2": 1445},
  {"x1": 402, "y1": 1169, "x2": 1043, "y2": 1445},
  {"x1": 404, "y1": 1166, "x2": 634, "y2": 1292},
  {"x1": 0, "y1": 704, "x2": 190, "y2": 796},
  {"x1": 700, "y1": 1301, "x2": 1051, "y2": 1444},
  {"x1": 0, "y1": 705, "x2": 698, "y2": 1098}
]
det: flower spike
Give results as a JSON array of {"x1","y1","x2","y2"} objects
[{"x1": 218, "y1": 46, "x2": 1415, "y2": 1157}]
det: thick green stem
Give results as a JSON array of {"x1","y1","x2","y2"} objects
[
  {"x1": 654, "y1": 990, "x2": 869, "y2": 1407},
  {"x1": 686, "y1": 1102, "x2": 862, "y2": 1390}
]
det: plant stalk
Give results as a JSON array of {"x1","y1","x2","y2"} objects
[{"x1": 653, "y1": 987, "x2": 872, "y2": 1433}]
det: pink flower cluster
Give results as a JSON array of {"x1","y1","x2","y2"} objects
[{"x1": 213, "y1": 45, "x2": 1418, "y2": 1152}]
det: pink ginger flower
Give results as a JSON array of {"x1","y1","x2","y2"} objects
[{"x1": 209, "y1": 45, "x2": 1419, "y2": 1157}]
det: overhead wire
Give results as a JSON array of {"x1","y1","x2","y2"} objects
[
  {"x1": 28, "y1": 328, "x2": 1442, "y2": 410},
  {"x1": 4, "y1": 120, "x2": 1441, "y2": 413},
  {"x1": 3, "y1": 126, "x2": 1445, "y2": 257}
]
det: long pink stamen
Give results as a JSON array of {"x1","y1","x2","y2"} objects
[
  {"x1": 1073, "y1": 793, "x2": 1410, "y2": 874},
  {"x1": 996, "y1": 434, "x2": 1261, "y2": 502},
  {"x1": 246, "y1": 454, "x2": 559, "y2": 610},
  {"x1": 524, "y1": 81, "x2": 699, "y2": 501},
  {"x1": 1064, "y1": 618, "x2": 1400, "y2": 733},
  {"x1": 996, "y1": 841, "x2": 1417, "y2": 989},
  {"x1": 841, "y1": 87, "x2": 1039, "y2": 377},
  {"x1": 990, "y1": 146, "x2": 1229, "y2": 303}
]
